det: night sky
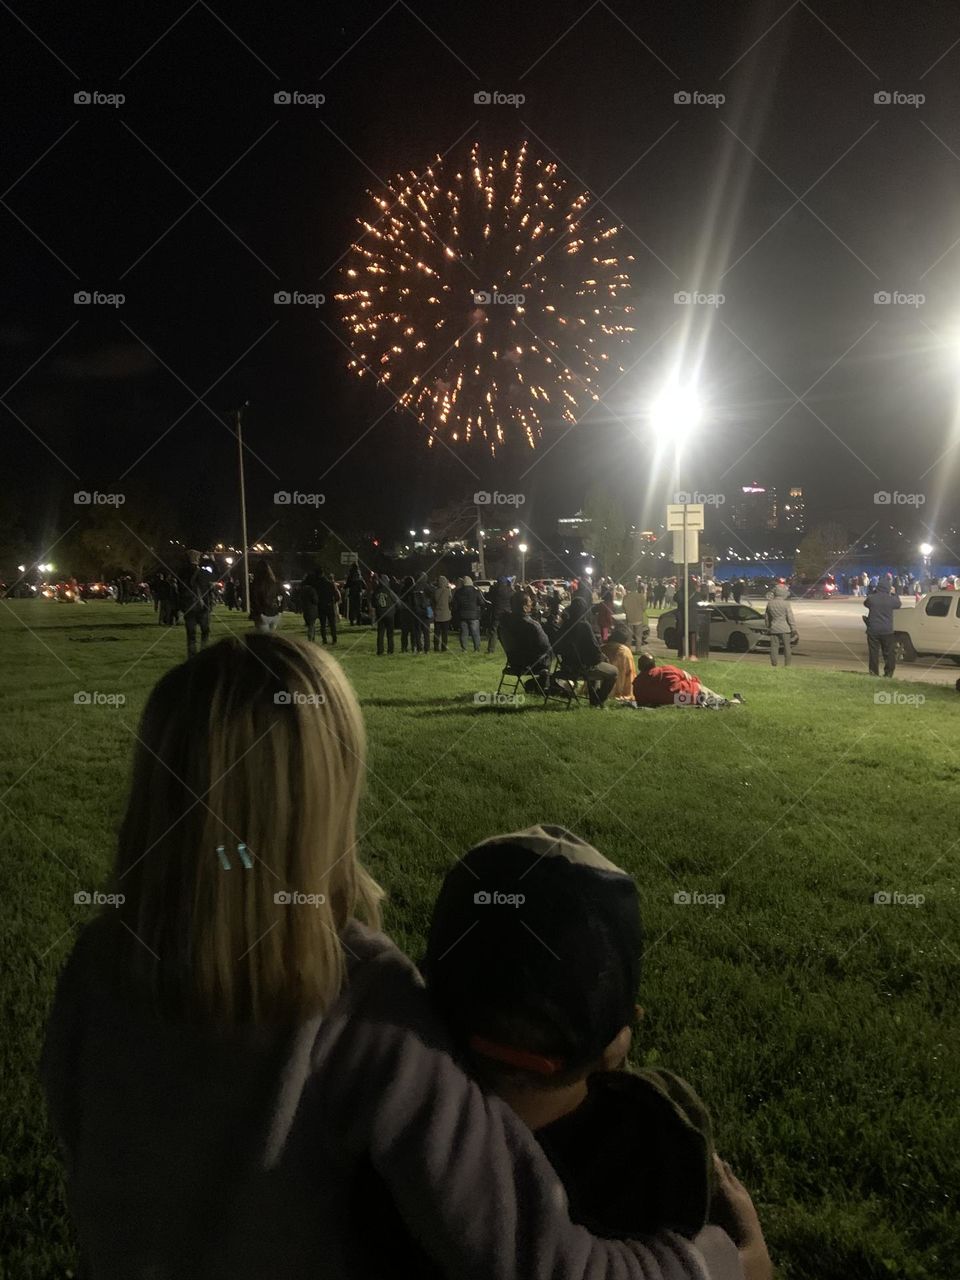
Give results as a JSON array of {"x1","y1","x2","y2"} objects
[{"x1": 4, "y1": 0, "x2": 960, "y2": 563}]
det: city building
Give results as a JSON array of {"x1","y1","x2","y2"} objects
[
  {"x1": 730, "y1": 483, "x2": 778, "y2": 530},
  {"x1": 781, "y1": 487, "x2": 805, "y2": 533}
]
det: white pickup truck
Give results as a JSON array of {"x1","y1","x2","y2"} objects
[{"x1": 895, "y1": 591, "x2": 960, "y2": 663}]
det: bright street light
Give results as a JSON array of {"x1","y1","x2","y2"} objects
[
  {"x1": 919, "y1": 542, "x2": 933, "y2": 556},
  {"x1": 650, "y1": 382, "x2": 703, "y2": 443},
  {"x1": 422, "y1": 528, "x2": 430, "y2": 536},
  {"x1": 518, "y1": 541, "x2": 528, "y2": 582}
]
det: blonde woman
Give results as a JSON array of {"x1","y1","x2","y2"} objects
[{"x1": 42, "y1": 635, "x2": 743, "y2": 1280}]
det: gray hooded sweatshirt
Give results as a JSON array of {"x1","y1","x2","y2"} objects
[
  {"x1": 42, "y1": 916, "x2": 743, "y2": 1280},
  {"x1": 863, "y1": 577, "x2": 902, "y2": 635},
  {"x1": 764, "y1": 585, "x2": 796, "y2": 635}
]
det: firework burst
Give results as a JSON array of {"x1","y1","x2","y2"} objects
[{"x1": 335, "y1": 141, "x2": 635, "y2": 451}]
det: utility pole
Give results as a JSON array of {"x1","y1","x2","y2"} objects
[
  {"x1": 476, "y1": 506, "x2": 486, "y2": 579},
  {"x1": 235, "y1": 402, "x2": 251, "y2": 615}
]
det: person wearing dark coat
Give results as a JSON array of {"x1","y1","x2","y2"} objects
[
  {"x1": 554, "y1": 596, "x2": 617, "y2": 706},
  {"x1": 412, "y1": 573, "x2": 433, "y2": 653},
  {"x1": 863, "y1": 572, "x2": 901, "y2": 677},
  {"x1": 177, "y1": 551, "x2": 215, "y2": 657},
  {"x1": 346, "y1": 564, "x2": 364, "y2": 625},
  {"x1": 453, "y1": 576, "x2": 483, "y2": 651},
  {"x1": 314, "y1": 572, "x2": 341, "y2": 645},
  {"x1": 397, "y1": 576, "x2": 417, "y2": 653},
  {"x1": 497, "y1": 593, "x2": 552, "y2": 691},
  {"x1": 300, "y1": 579, "x2": 319, "y2": 642},
  {"x1": 372, "y1": 574, "x2": 400, "y2": 654},
  {"x1": 486, "y1": 578, "x2": 514, "y2": 653}
]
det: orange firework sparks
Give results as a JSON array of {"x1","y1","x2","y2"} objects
[{"x1": 335, "y1": 141, "x2": 635, "y2": 452}]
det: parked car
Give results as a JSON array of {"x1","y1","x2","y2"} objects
[
  {"x1": 656, "y1": 603, "x2": 798, "y2": 653},
  {"x1": 894, "y1": 591, "x2": 960, "y2": 663}
]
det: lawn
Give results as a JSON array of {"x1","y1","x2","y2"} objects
[{"x1": 2, "y1": 599, "x2": 958, "y2": 1280}]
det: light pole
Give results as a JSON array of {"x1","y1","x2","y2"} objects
[
  {"x1": 475, "y1": 507, "x2": 487, "y2": 579},
  {"x1": 920, "y1": 541, "x2": 933, "y2": 585},
  {"x1": 233, "y1": 402, "x2": 251, "y2": 615},
  {"x1": 651, "y1": 382, "x2": 703, "y2": 659},
  {"x1": 518, "y1": 541, "x2": 528, "y2": 583}
]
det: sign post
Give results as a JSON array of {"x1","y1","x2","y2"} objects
[
  {"x1": 340, "y1": 552, "x2": 359, "y2": 565},
  {"x1": 667, "y1": 504, "x2": 704, "y2": 659}
]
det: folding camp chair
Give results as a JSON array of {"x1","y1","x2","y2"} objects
[{"x1": 542, "y1": 655, "x2": 584, "y2": 708}]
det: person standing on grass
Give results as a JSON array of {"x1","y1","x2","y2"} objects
[
  {"x1": 300, "y1": 577, "x2": 319, "y2": 642},
  {"x1": 598, "y1": 591, "x2": 616, "y2": 644},
  {"x1": 397, "y1": 576, "x2": 417, "y2": 653},
  {"x1": 373, "y1": 573, "x2": 399, "y2": 655},
  {"x1": 454, "y1": 575, "x2": 483, "y2": 651},
  {"x1": 345, "y1": 563, "x2": 363, "y2": 625},
  {"x1": 178, "y1": 550, "x2": 215, "y2": 658},
  {"x1": 863, "y1": 572, "x2": 901, "y2": 678},
  {"x1": 432, "y1": 575, "x2": 452, "y2": 651},
  {"x1": 42, "y1": 636, "x2": 749, "y2": 1280},
  {"x1": 622, "y1": 578, "x2": 647, "y2": 651},
  {"x1": 764, "y1": 584, "x2": 796, "y2": 668},
  {"x1": 412, "y1": 572, "x2": 433, "y2": 653},
  {"x1": 486, "y1": 577, "x2": 513, "y2": 654},
  {"x1": 315, "y1": 572, "x2": 340, "y2": 646}
]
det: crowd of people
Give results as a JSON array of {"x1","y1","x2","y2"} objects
[{"x1": 42, "y1": 632, "x2": 772, "y2": 1279}]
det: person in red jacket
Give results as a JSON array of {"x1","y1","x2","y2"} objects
[{"x1": 632, "y1": 653, "x2": 743, "y2": 709}]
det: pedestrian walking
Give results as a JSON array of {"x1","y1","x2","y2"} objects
[
  {"x1": 316, "y1": 572, "x2": 340, "y2": 645},
  {"x1": 300, "y1": 578, "x2": 319, "y2": 642},
  {"x1": 178, "y1": 551, "x2": 215, "y2": 658}
]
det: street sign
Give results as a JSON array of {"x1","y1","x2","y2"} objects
[
  {"x1": 340, "y1": 551, "x2": 359, "y2": 564},
  {"x1": 672, "y1": 530, "x2": 699, "y2": 565},
  {"x1": 701, "y1": 555, "x2": 715, "y2": 577},
  {"x1": 666, "y1": 502, "x2": 704, "y2": 531}
]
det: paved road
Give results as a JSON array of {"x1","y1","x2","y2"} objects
[{"x1": 650, "y1": 596, "x2": 960, "y2": 687}]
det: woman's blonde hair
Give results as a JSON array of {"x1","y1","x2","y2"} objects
[{"x1": 111, "y1": 633, "x2": 383, "y2": 1025}]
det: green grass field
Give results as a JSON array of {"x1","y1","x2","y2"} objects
[{"x1": 2, "y1": 600, "x2": 958, "y2": 1279}]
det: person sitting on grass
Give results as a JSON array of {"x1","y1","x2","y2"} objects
[
  {"x1": 600, "y1": 624, "x2": 637, "y2": 701},
  {"x1": 632, "y1": 652, "x2": 744, "y2": 710},
  {"x1": 554, "y1": 596, "x2": 617, "y2": 707},
  {"x1": 423, "y1": 824, "x2": 772, "y2": 1280},
  {"x1": 42, "y1": 638, "x2": 747, "y2": 1280},
  {"x1": 497, "y1": 591, "x2": 552, "y2": 694}
]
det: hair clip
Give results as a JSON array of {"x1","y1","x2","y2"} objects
[
  {"x1": 237, "y1": 843, "x2": 253, "y2": 869},
  {"x1": 217, "y1": 843, "x2": 253, "y2": 870},
  {"x1": 216, "y1": 845, "x2": 231, "y2": 870}
]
